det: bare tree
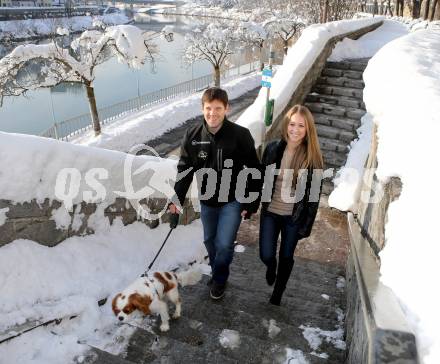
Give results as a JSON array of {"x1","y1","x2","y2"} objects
[
  {"x1": 0, "y1": 25, "x2": 161, "y2": 136},
  {"x1": 264, "y1": 15, "x2": 305, "y2": 55},
  {"x1": 237, "y1": 21, "x2": 267, "y2": 70},
  {"x1": 183, "y1": 23, "x2": 239, "y2": 87}
]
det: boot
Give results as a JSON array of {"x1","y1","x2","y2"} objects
[
  {"x1": 265, "y1": 260, "x2": 277, "y2": 286},
  {"x1": 269, "y1": 258, "x2": 294, "y2": 306}
]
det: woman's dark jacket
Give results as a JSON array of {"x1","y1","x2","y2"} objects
[{"x1": 261, "y1": 139, "x2": 323, "y2": 239}]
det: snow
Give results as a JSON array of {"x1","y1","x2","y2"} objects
[
  {"x1": 0, "y1": 219, "x2": 206, "y2": 363},
  {"x1": 70, "y1": 70, "x2": 262, "y2": 152},
  {"x1": 235, "y1": 17, "x2": 384, "y2": 147},
  {"x1": 336, "y1": 276, "x2": 345, "y2": 290},
  {"x1": 328, "y1": 112, "x2": 375, "y2": 211},
  {"x1": 0, "y1": 131, "x2": 184, "y2": 215},
  {"x1": 262, "y1": 318, "x2": 281, "y2": 339},
  {"x1": 362, "y1": 28, "x2": 440, "y2": 364},
  {"x1": 300, "y1": 325, "x2": 346, "y2": 352},
  {"x1": 0, "y1": 207, "x2": 9, "y2": 226},
  {"x1": 233, "y1": 243, "x2": 245, "y2": 253},
  {"x1": 0, "y1": 14, "x2": 130, "y2": 41},
  {"x1": 325, "y1": 16, "x2": 440, "y2": 363},
  {"x1": 329, "y1": 20, "x2": 408, "y2": 61},
  {"x1": 282, "y1": 348, "x2": 309, "y2": 364},
  {"x1": 321, "y1": 294, "x2": 330, "y2": 300},
  {"x1": 218, "y1": 329, "x2": 241, "y2": 349}
]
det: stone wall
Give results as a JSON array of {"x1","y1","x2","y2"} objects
[
  {"x1": 0, "y1": 197, "x2": 198, "y2": 248},
  {"x1": 356, "y1": 125, "x2": 402, "y2": 254},
  {"x1": 345, "y1": 125, "x2": 418, "y2": 363},
  {"x1": 265, "y1": 21, "x2": 383, "y2": 142}
]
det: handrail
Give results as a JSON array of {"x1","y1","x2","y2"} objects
[{"x1": 40, "y1": 61, "x2": 259, "y2": 142}]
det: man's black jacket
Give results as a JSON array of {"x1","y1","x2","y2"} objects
[
  {"x1": 174, "y1": 119, "x2": 261, "y2": 213},
  {"x1": 261, "y1": 139, "x2": 323, "y2": 239}
]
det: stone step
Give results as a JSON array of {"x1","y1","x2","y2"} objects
[
  {"x1": 322, "y1": 179, "x2": 335, "y2": 195},
  {"x1": 318, "y1": 136, "x2": 349, "y2": 153},
  {"x1": 321, "y1": 68, "x2": 363, "y2": 80},
  {"x1": 322, "y1": 149, "x2": 349, "y2": 168},
  {"x1": 312, "y1": 84, "x2": 363, "y2": 99},
  {"x1": 182, "y1": 279, "x2": 344, "y2": 331},
  {"x1": 306, "y1": 102, "x2": 365, "y2": 121},
  {"x1": 179, "y1": 288, "x2": 345, "y2": 362},
  {"x1": 313, "y1": 112, "x2": 362, "y2": 132},
  {"x1": 235, "y1": 247, "x2": 345, "y2": 278},
  {"x1": 123, "y1": 325, "x2": 238, "y2": 363},
  {"x1": 325, "y1": 60, "x2": 368, "y2": 71},
  {"x1": 316, "y1": 124, "x2": 357, "y2": 143},
  {"x1": 316, "y1": 76, "x2": 364, "y2": 89},
  {"x1": 306, "y1": 93, "x2": 365, "y2": 110},
  {"x1": 148, "y1": 314, "x2": 331, "y2": 364},
  {"x1": 79, "y1": 346, "x2": 135, "y2": 364}
]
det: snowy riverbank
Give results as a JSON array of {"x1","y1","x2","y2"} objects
[{"x1": 0, "y1": 13, "x2": 130, "y2": 42}]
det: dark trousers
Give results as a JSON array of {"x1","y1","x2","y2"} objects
[
  {"x1": 200, "y1": 200, "x2": 242, "y2": 285},
  {"x1": 259, "y1": 210, "x2": 300, "y2": 266},
  {"x1": 259, "y1": 210, "x2": 300, "y2": 303}
]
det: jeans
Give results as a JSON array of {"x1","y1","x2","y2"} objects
[
  {"x1": 200, "y1": 200, "x2": 242, "y2": 285},
  {"x1": 259, "y1": 210, "x2": 300, "y2": 268}
]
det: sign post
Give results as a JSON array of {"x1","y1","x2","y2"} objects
[{"x1": 261, "y1": 46, "x2": 275, "y2": 153}]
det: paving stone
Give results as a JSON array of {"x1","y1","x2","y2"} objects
[
  {"x1": 317, "y1": 76, "x2": 364, "y2": 89},
  {"x1": 319, "y1": 137, "x2": 348, "y2": 153}
]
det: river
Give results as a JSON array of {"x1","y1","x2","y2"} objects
[{"x1": 0, "y1": 12, "x2": 258, "y2": 136}]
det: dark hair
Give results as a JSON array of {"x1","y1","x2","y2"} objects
[{"x1": 201, "y1": 87, "x2": 229, "y2": 108}]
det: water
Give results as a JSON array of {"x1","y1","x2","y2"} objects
[{"x1": 0, "y1": 13, "x2": 256, "y2": 135}]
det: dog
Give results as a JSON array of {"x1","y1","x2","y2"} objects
[{"x1": 112, "y1": 268, "x2": 201, "y2": 332}]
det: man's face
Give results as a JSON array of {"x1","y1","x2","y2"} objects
[{"x1": 203, "y1": 99, "x2": 228, "y2": 131}]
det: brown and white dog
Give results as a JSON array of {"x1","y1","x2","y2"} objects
[{"x1": 112, "y1": 268, "x2": 201, "y2": 332}]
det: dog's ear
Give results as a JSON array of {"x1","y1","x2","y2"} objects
[
  {"x1": 112, "y1": 293, "x2": 122, "y2": 315},
  {"x1": 129, "y1": 293, "x2": 152, "y2": 315}
]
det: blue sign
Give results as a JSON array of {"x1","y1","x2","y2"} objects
[{"x1": 261, "y1": 68, "x2": 272, "y2": 88}]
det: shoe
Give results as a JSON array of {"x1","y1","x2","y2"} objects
[
  {"x1": 210, "y1": 281, "x2": 226, "y2": 300},
  {"x1": 266, "y1": 265, "x2": 277, "y2": 286}
]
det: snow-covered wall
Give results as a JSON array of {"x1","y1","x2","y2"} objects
[
  {"x1": 236, "y1": 17, "x2": 384, "y2": 147},
  {"x1": 361, "y1": 29, "x2": 440, "y2": 364},
  {"x1": 0, "y1": 132, "x2": 197, "y2": 246}
]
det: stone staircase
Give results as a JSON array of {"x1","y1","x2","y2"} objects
[
  {"x1": 78, "y1": 241, "x2": 347, "y2": 363},
  {"x1": 304, "y1": 59, "x2": 369, "y2": 194}
]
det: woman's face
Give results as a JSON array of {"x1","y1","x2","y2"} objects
[{"x1": 287, "y1": 113, "x2": 307, "y2": 145}]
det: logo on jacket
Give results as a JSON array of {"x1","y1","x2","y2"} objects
[
  {"x1": 198, "y1": 151, "x2": 208, "y2": 160},
  {"x1": 192, "y1": 140, "x2": 211, "y2": 146}
]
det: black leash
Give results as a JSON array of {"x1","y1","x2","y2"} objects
[{"x1": 141, "y1": 213, "x2": 179, "y2": 277}]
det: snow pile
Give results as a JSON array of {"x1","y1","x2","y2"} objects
[
  {"x1": 359, "y1": 29, "x2": 440, "y2": 364},
  {"x1": 282, "y1": 348, "x2": 309, "y2": 364},
  {"x1": 71, "y1": 70, "x2": 262, "y2": 151},
  {"x1": 234, "y1": 243, "x2": 245, "y2": 253},
  {"x1": 0, "y1": 207, "x2": 8, "y2": 226},
  {"x1": 300, "y1": 325, "x2": 346, "y2": 352},
  {"x1": 236, "y1": 17, "x2": 384, "y2": 147},
  {"x1": 0, "y1": 132, "x2": 179, "y2": 207},
  {"x1": 336, "y1": 276, "x2": 345, "y2": 290},
  {"x1": 328, "y1": 112, "x2": 374, "y2": 211},
  {"x1": 0, "y1": 13, "x2": 130, "y2": 41},
  {"x1": 329, "y1": 20, "x2": 408, "y2": 61},
  {"x1": 262, "y1": 318, "x2": 281, "y2": 339},
  {"x1": 0, "y1": 219, "x2": 205, "y2": 363},
  {"x1": 219, "y1": 329, "x2": 241, "y2": 349}
]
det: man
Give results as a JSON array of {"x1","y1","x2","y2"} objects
[{"x1": 169, "y1": 87, "x2": 261, "y2": 300}]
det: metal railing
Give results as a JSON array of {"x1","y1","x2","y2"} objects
[{"x1": 41, "y1": 61, "x2": 259, "y2": 142}]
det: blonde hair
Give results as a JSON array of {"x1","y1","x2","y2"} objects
[{"x1": 282, "y1": 105, "x2": 324, "y2": 171}]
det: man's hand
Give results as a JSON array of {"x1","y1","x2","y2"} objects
[{"x1": 168, "y1": 203, "x2": 180, "y2": 214}]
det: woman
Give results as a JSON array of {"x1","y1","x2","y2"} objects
[{"x1": 260, "y1": 104, "x2": 324, "y2": 305}]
